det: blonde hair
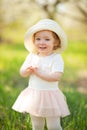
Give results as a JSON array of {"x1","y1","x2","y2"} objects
[{"x1": 52, "y1": 31, "x2": 61, "y2": 50}]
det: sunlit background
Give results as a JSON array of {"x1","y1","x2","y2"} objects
[{"x1": 0, "y1": 0, "x2": 87, "y2": 130}]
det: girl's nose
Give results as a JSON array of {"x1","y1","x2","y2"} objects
[{"x1": 39, "y1": 40, "x2": 44, "y2": 45}]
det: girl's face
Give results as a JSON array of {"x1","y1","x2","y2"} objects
[{"x1": 34, "y1": 30, "x2": 55, "y2": 56}]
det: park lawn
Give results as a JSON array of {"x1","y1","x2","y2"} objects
[{"x1": 0, "y1": 41, "x2": 87, "y2": 130}]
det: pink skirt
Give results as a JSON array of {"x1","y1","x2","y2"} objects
[{"x1": 12, "y1": 87, "x2": 70, "y2": 117}]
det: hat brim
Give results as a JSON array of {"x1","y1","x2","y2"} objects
[{"x1": 24, "y1": 19, "x2": 68, "y2": 53}]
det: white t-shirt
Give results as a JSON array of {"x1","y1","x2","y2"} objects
[{"x1": 20, "y1": 53, "x2": 64, "y2": 90}]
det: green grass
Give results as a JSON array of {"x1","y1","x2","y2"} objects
[{"x1": 0, "y1": 40, "x2": 87, "y2": 130}]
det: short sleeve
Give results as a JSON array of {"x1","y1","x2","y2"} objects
[{"x1": 51, "y1": 54, "x2": 64, "y2": 73}]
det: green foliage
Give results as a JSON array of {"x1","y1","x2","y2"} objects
[{"x1": 0, "y1": 40, "x2": 87, "y2": 130}]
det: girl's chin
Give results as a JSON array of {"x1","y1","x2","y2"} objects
[{"x1": 39, "y1": 49, "x2": 47, "y2": 52}]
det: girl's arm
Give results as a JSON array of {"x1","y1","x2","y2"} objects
[
  {"x1": 33, "y1": 68, "x2": 63, "y2": 82},
  {"x1": 20, "y1": 66, "x2": 33, "y2": 77},
  {"x1": 19, "y1": 53, "x2": 33, "y2": 77}
]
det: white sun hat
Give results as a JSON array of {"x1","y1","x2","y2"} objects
[{"x1": 24, "y1": 19, "x2": 68, "y2": 53}]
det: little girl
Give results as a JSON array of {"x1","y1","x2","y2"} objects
[{"x1": 12, "y1": 19, "x2": 70, "y2": 130}]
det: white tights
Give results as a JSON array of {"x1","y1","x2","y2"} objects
[{"x1": 30, "y1": 115, "x2": 62, "y2": 130}]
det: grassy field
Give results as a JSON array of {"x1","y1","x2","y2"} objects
[{"x1": 0, "y1": 36, "x2": 87, "y2": 129}]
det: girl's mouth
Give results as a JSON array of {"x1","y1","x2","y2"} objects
[{"x1": 39, "y1": 47, "x2": 47, "y2": 50}]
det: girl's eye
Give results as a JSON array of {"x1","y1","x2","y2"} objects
[
  {"x1": 36, "y1": 38, "x2": 40, "y2": 41},
  {"x1": 45, "y1": 39, "x2": 50, "y2": 41}
]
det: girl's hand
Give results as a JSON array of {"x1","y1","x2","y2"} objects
[
  {"x1": 26, "y1": 66, "x2": 33, "y2": 73},
  {"x1": 32, "y1": 67, "x2": 38, "y2": 74},
  {"x1": 26, "y1": 66, "x2": 39, "y2": 76},
  {"x1": 20, "y1": 66, "x2": 34, "y2": 77}
]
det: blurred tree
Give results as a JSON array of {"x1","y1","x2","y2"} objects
[
  {"x1": 35, "y1": 0, "x2": 87, "y2": 24},
  {"x1": 0, "y1": 0, "x2": 87, "y2": 43},
  {"x1": 35, "y1": 0, "x2": 67, "y2": 19},
  {"x1": 0, "y1": 0, "x2": 87, "y2": 25}
]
